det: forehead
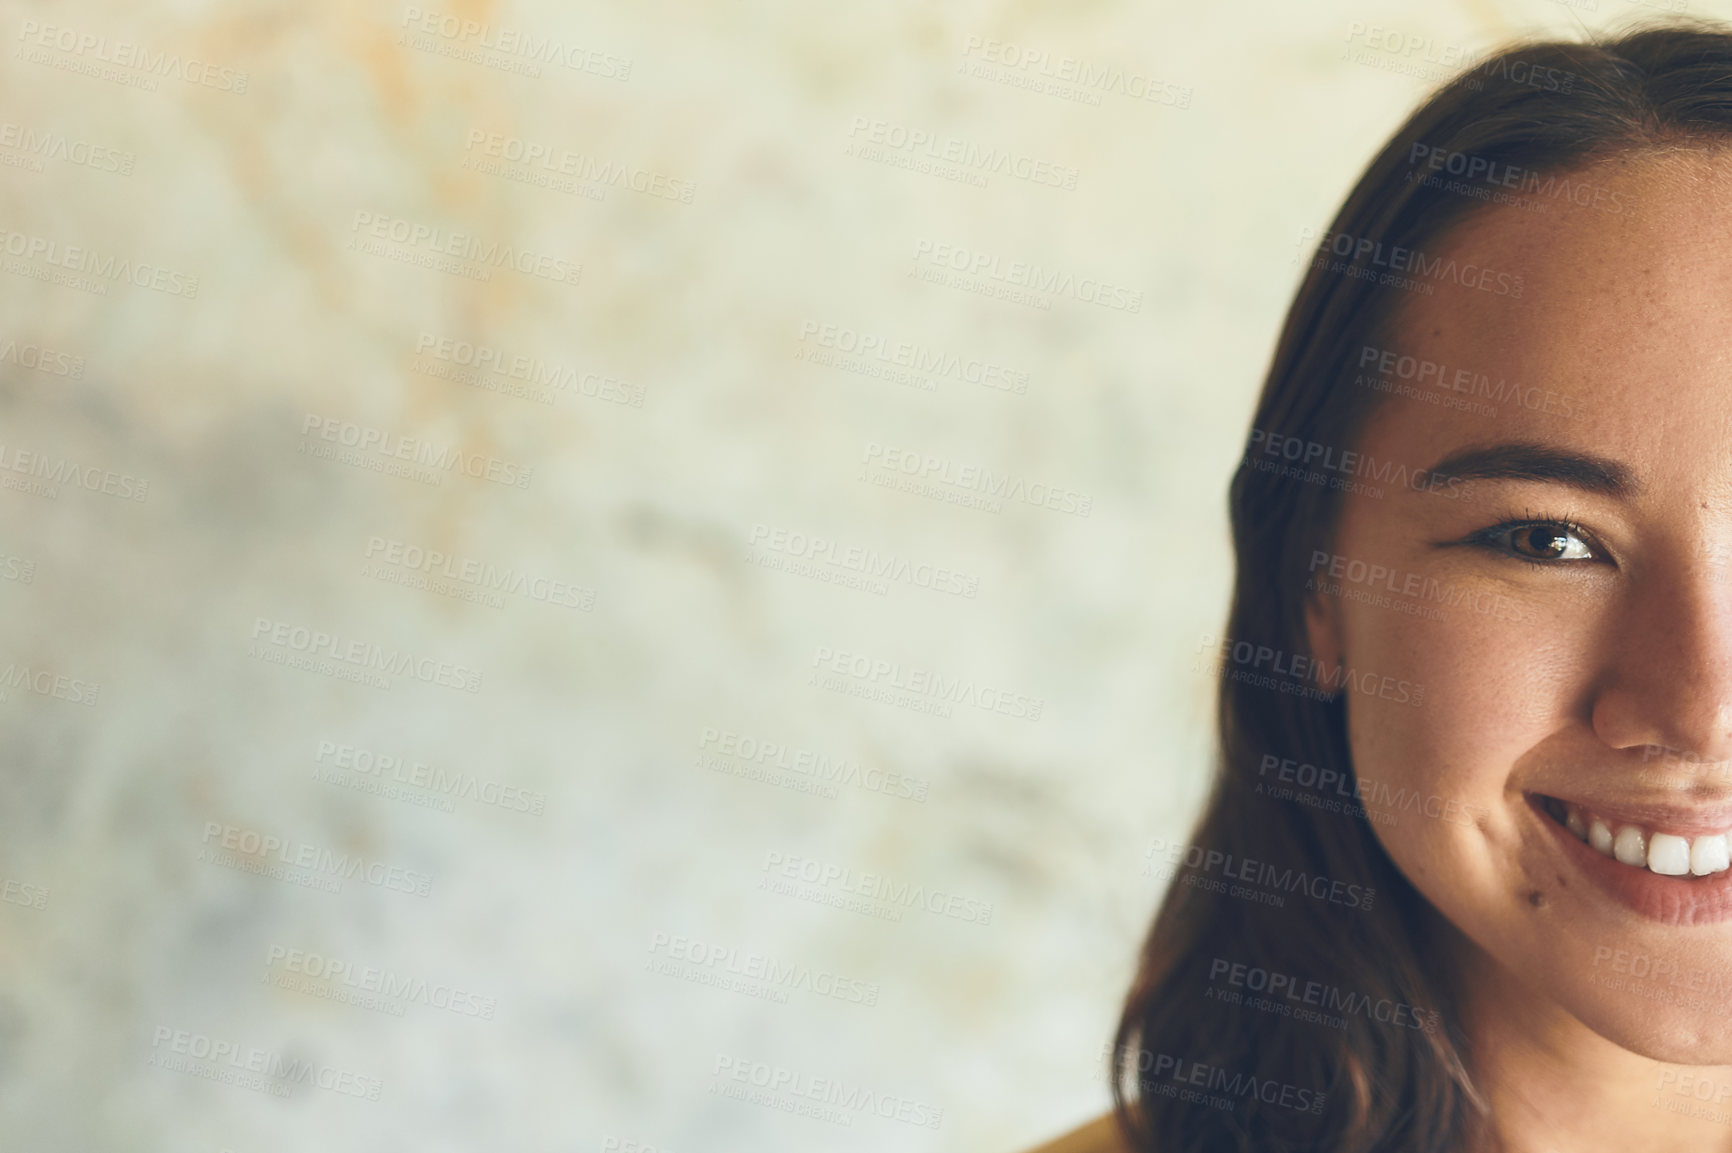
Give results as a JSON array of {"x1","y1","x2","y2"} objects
[{"x1": 1372, "y1": 149, "x2": 1732, "y2": 482}]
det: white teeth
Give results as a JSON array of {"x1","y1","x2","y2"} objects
[
  {"x1": 1693, "y1": 835, "x2": 1732, "y2": 876},
  {"x1": 1559, "y1": 803, "x2": 1732, "y2": 877},
  {"x1": 1613, "y1": 826, "x2": 1648, "y2": 867},
  {"x1": 1648, "y1": 833, "x2": 1691, "y2": 876}
]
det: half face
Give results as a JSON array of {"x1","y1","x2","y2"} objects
[{"x1": 1306, "y1": 149, "x2": 1732, "y2": 1061}]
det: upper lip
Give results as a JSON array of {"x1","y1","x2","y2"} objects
[{"x1": 1531, "y1": 789, "x2": 1732, "y2": 837}]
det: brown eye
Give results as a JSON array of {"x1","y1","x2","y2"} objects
[
  {"x1": 1498, "y1": 523, "x2": 1594, "y2": 562},
  {"x1": 1514, "y1": 526, "x2": 1569, "y2": 559}
]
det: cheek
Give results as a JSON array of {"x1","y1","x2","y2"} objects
[
  {"x1": 1342, "y1": 588, "x2": 1596, "y2": 774},
  {"x1": 1339, "y1": 600, "x2": 1585, "y2": 878}
]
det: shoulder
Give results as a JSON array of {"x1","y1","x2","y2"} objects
[{"x1": 1017, "y1": 1111, "x2": 1136, "y2": 1153}]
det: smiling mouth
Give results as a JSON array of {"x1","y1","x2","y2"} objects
[{"x1": 1536, "y1": 794, "x2": 1732, "y2": 877}]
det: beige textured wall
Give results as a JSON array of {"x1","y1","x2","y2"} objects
[{"x1": 0, "y1": 1, "x2": 1702, "y2": 1149}]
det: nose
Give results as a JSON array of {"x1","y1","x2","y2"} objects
[{"x1": 1591, "y1": 553, "x2": 1732, "y2": 767}]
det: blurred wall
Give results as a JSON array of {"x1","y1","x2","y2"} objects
[{"x1": 0, "y1": 0, "x2": 1697, "y2": 1149}]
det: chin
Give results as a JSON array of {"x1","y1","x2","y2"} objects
[{"x1": 1569, "y1": 989, "x2": 1732, "y2": 1065}]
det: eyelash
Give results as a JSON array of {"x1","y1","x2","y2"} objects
[{"x1": 1464, "y1": 511, "x2": 1601, "y2": 566}]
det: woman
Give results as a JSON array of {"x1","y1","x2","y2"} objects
[{"x1": 1028, "y1": 21, "x2": 1732, "y2": 1153}]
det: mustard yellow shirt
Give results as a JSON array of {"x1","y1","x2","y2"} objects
[{"x1": 1021, "y1": 1111, "x2": 1133, "y2": 1153}]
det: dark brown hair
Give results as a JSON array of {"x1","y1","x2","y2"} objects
[{"x1": 1112, "y1": 21, "x2": 1732, "y2": 1153}]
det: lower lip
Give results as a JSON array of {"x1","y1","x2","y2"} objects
[{"x1": 1529, "y1": 794, "x2": 1732, "y2": 925}]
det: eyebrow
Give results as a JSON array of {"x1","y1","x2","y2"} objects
[{"x1": 1424, "y1": 442, "x2": 1640, "y2": 498}]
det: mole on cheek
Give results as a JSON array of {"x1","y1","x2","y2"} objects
[{"x1": 1528, "y1": 890, "x2": 1548, "y2": 908}]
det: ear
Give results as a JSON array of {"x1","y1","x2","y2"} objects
[{"x1": 1303, "y1": 584, "x2": 1344, "y2": 684}]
